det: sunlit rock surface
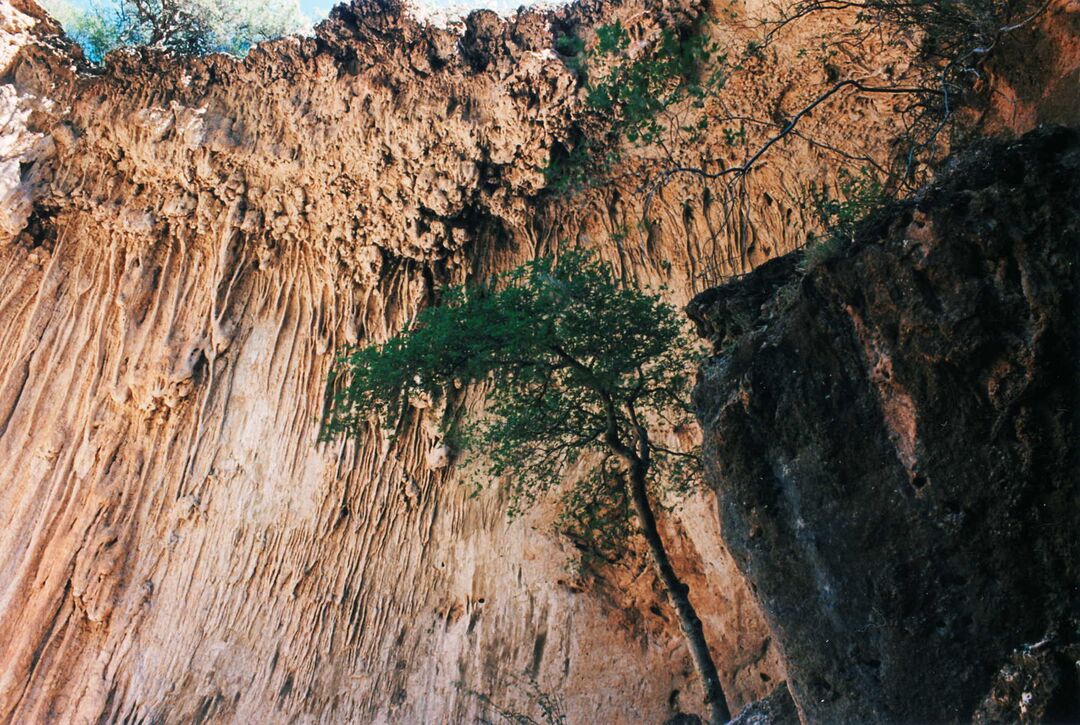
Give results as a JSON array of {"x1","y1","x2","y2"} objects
[{"x1": 0, "y1": 0, "x2": 1074, "y2": 721}]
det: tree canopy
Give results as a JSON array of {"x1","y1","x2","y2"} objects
[
  {"x1": 40, "y1": 0, "x2": 309, "y2": 62},
  {"x1": 323, "y1": 250, "x2": 730, "y2": 723},
  {"x1": 322, "y1": 251, "x2": 702, "y2": 515}
]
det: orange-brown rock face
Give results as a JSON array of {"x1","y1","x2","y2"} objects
[{"x1": 3, "y1": 0, "x2": 1060, "y2": 721}]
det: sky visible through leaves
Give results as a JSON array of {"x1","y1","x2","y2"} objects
[{"x1": 52, "y1": 0, "x2": 542, "y2": 28}]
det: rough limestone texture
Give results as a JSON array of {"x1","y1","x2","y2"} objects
[
  {"x1": 0, "y1": 0, "x2": 927, "y2": 720},
  {"x1": 691, "y1": 127, "x2": 1080, "y2": 723},
  {"x1": 0, "y1": 0, "x2": 1073, "y2": 719}
]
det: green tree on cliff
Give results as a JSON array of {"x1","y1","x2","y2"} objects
[{"x1": 322, "y1": 250, "x2": 732, "y2": 724}]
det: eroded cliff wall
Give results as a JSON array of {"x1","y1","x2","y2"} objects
[{"x1": 0, "y1": 0, "x2": 1072, "y2": 721}]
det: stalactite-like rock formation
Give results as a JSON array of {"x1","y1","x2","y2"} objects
[{"x1": 1, "y1": 0, "x2": 1072, "y2": 720}]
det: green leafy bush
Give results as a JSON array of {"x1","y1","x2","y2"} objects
[
  {"x1": 587, "y1": 21, "x2": 726, "y2": 146},
  {"x1": 799, "y1": 168, "x2": 886, "y2": 271},
  {"x1": 547, "y1": 20, "x2": 728, "y2": 192},
  {"x1": 40, "y1": 0, "x2": 308, "y2": 62}
]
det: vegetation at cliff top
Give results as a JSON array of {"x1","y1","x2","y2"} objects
[
  {"x1": 40, "y1": 0, "x2": 309, "y2": 62},
  {"x1": 549, "y1": 0, "x2": 1050, "y2": 200},
  {"x1": 799, "y1": 167, "x2": 888, "y2": 271},
  {"x1": 323, "y1": 250, "x2": 732, "y2": 724}
]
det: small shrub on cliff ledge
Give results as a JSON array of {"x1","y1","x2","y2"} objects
[
  {"x1": 323, "y1": 250, "x2": 733, "y2": 724},
  {"x1": 799, "y1": 168, "x2": 887, "y2": 272}
]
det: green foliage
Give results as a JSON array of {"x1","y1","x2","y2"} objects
[
  {"x1": 721, "y1": 124, "x2": 746, "y2": 146},
  {"x1": 813, "y1": 168, "x2": 886, "y2": 240},
  {"x1": 587, "y1": 23, "x2": 726, "y2": 145},
  {"x1": 799, "y1": 168, "x2": 886, "y2": 271},
  {"x1": 323, "y1": 250, "x2": 702, "y2": 517},
  {"x1": 547, "y1": 20, "x2": 728, "y2": 192},
  {"x1": 553, "y1": 31, "x2": 585, "y2": 73},
  {"x1": 554, "y1": 33, "x2": 585, "y2": 58},
  {"x1": 797, "y1": 232, "x2": 849, "y2": 272},
  {"x1": 556, "y1": 462, "x2": 635, "y2": 563},
  {"x1": 39, "y1": 0, "x2": 308, "y2": 62}
]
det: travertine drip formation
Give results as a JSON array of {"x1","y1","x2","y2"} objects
[{"x1": 1, "y1": 0, "x2": 1073, "y2": 720}]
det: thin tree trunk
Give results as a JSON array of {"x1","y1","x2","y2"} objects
[{"x1": 627, "y1": 460, "x2": 732, "y2": 725}]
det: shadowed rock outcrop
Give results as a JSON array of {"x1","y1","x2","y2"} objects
[
  {"x1": 2, "y1": 0, "x2": 865, "y2": 720},
  {"x1": 691, "y1": 126, "x2": 1080, "y2": 723},
  {"x1": 1, "y1": 0, "x2": 1076, "y2": 717}
]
